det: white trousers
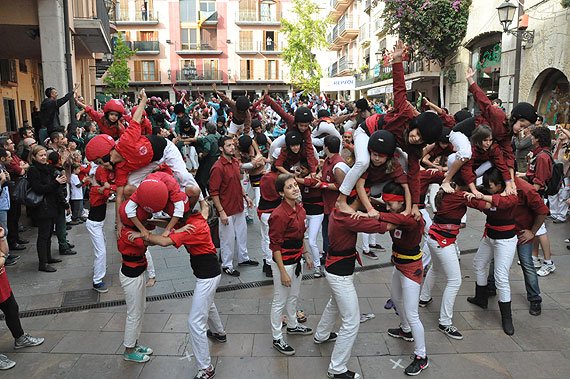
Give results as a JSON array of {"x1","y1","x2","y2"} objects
[
  {"x1": 182, "y1": 145, "x2": 199, "y2": 171},
  {"x1": 473, "y1": 236, "x2": 517, "y2": 302},
  {"x1": 86, "y1": 219, "x2": 106, "y2": 285},
  {"x1": 305, "y1": 214, "x2": 324, "y2": 269},
  {"x1": 419, "y1": 209, "x2": 432, "y2": 269},
  {"x1": 145, "y1": 250, "x2": 155, "y2": 279},
  {"x1": 357, "y1": 232, "x2": 376, "y2": 252},
  {"x1": 426, "y1": 238, "x2": 462, "y2": 326},
  {"x1": 316, "y1": 271, "x2": 359, "y2": 375},
  {"x1": 128, "y1": 140, "x2": 202, "y2": 199},
  {"x1": 548, "y1": 180, "x2": 570, "y2": 221},
  {"x1": 270, "y1": 261, "x2": 302, "y2": 340},
  {"x1": 339, "y1": 127, "x2": 369, "y2": 196},
  {"x1": 259, "y1": 212, "x2": 272, "y2": 262},
  {"x1": 391, "y1": 268, "x2": 426, "y2": 358},
  {"x1": 219, "y1": 210, "x2": 250, "y2": 270},
  {"x1": 189, "y1": 274, "x2": 225, "y2": 370},
  {"x1": 120, "y1": 271, "x2": 146, "y2": 348}
]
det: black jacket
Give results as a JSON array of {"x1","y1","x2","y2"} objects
[
  {"x1": 40, "y1": 92, "x2": 74, "y2": 133},
  {"x1": 27, "y1": 162, "x2": 60, "y2": 218}
]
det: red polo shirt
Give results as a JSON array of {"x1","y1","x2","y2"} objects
[
  {"x1": 209, "y1": 155, "x2": 244, "y2": 216},
  {"x1": 513, "y1": 177, "x2": 549, "y2": 242},
  {"x1": 321, "y1": 153, "x2": 346, "y2": 215},
  {"x1": 526, "y1": 147, "x2": 553, "y2": 190},
  {"x1": 169, "y1": 213, "x2": 221, "y2": 279},
  {"x1": 268, "y1": 200, "x2": 306, "y2": 253}
]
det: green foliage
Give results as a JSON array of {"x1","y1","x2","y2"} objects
[
  {"x1": 562, "y1": 0, "x2": 570, "y2": 8},
  {"x1": 103, "y1": 32, "x2": 135, "y2": 96},
  {"x1": 281, "y1": 0, "x2": 330, "y2": 93},
  {"x1": 382, "y1": 0, "x2": 471, "y2": 67}
]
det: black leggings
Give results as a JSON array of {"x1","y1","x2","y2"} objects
[{"x1": 0, "y1": 292, "x2": 24, "y2": 339}]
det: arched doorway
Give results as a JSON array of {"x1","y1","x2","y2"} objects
[{"x1": 530, "y1": 68, "x2": 569, "y2": 125}]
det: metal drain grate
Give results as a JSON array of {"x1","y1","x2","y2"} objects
[
  {"x1": 2, "y1": 248, "x2": 477, "y2": 320},
  {"x1": 61, "y1": 289, "x2": 100, "y2": 307}
]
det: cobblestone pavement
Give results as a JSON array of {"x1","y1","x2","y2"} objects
[{"x1": 0, "y1": 216, "x2": 569, "y2": 378}]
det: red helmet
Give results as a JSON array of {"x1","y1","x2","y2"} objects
[
  {"x1": 85, "y1": 134, "x2": 115, "y2": 161},
  {"x1": 103, "y1": 99, "x2": 125, "y2": 115},
  {"x1": 136, "y1": 178, "x2": 169, "y2": 213}
]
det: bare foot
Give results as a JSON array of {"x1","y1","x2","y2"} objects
[{"x1": 146, "y1": 277, "x2": 156, "y2": 287}]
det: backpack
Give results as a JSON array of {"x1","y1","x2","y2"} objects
[{"x1": 540, "y1": 151, "x2": 564, "y2": 197}]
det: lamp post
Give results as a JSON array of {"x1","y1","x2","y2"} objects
[{"x1": 497, "y1": 0, "x2": 534, "y2": 106}]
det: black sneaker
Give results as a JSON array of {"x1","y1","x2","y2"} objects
[
  {"x1": 272, "y1": 338, "x2": 295, "y2": 355},
  {"x1": 404, "y1": 355, "x2": 429, "y2": 376},
  {"x1": 529, "y1": 300, "x2": 541, "y2": 316},
  {"x1": 59, "y1": 249, "x2": 77, "y2": 255},
  {"x1": 314, "y1": 332, "x2": 338, "y2": 344},
  {"x1": 438, "y1": 324, "x2": 463, "y2": 340},
  {"x1": 387, "y1": 327, "x2": 414, "y2": 342},
  {"x1": 327, "y1": 370, "x2": 361, "y2": 378},
  {"x1": 4, "y1": 255, "x2": 20, "y2": 266},
  {"x1": 222, "y1": 267, "x2": 240, "y2": 276},
  {"x1": 238, "y1": 259, "x2": 259, "y2": 266},
  {"x1": 206, "y1": 330, "x2": 227, "y2": 343},
  {"x1": 418, "y1": 298, "x2": 432, "y2": 308},
  {"x1": 286, "y1": 325, "x2": 313, "y2": 335}
]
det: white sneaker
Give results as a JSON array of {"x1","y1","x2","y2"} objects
[
  {"x1": 537, "y1": 262, "x2": 556, "y2": 277},
  {"x1": 564, "y1": 238, "x2": 570, "y2": 243},
  {"x1": 533, "y1": 258, "x2": 542, "y2": 269}
]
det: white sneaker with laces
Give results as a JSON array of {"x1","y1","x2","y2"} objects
[
  {"x1": 537, "y1": 262, "x2": 556, "y2": 277},
  {"x1": 0, "y1": 354, "x2": 16, "y2": 370},
  {"x1": 533, "y1": 258, "x2": 542, "y2": 269}
]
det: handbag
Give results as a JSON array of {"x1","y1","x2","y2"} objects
[{"x1": 12, "y1": 176, "x2": 44, "y2": 207}]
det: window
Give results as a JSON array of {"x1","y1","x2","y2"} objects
[
  {"x1": 180, "y1": 0, "x2": 197, "y2": 23},
  {"x1": 0, "y1": 60, "x2": 17, "y2": 83},
  {"x1": 181, "y1": 59, "x2": 196, "y2": 69},
  {"x1": 264, "y1": 31, "x2": 276, "y2": 51},
  {"x1": 181, "y1": 28, "x2": 198, "y2": 50},
  {"x1": 239, "y1": 0, "x2": 257, "y2": 21},
  {"x1": 200, "y1": 0, "x2": 215, "y2": 13},
  {"x1": 138, "y1": 31, "x2": 157, "y2": 41},
  {"x1": 266, "y1": 60, "x2": 278, "y2": 80},
  {"x1": 134, "y1": 60, "x2": 157, "y2": 81},
  {"x1": 203, "y1": 59, "x2": 219, "y2": 80},
  {"x1": 240, "y1": 60, "x2": 254, "y2": 80},
  {"x1": 239, "y1": 31, "x2": 253, "y2": 51}
]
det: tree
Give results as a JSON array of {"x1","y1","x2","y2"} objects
[
  {"x1": 382, "y1": 0, "x2": 471, "y2": 106},
  {"x1": 281, "y1": 0, "x2": 329, "y2": 93},
  {"x1": 103, "y1": 32, "x2": 135, "y2": 97}
]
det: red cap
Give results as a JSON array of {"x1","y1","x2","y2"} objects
[
  {"x1": 85, "y1": 134, "x2": 115, "y2": 161},
  {"x1": 136, "y1": 178, "x2": 169, "y2": 213}
]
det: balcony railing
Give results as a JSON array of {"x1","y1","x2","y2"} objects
[
  {"x1": 236, "y1": 10, "x2": 282, "y2": 23},
  {"x1": 236, "y1": 70, "x2": 285, "y2": 82},
  {"x1": 327, "y1": 25, "x2": 339, "y2": 44},
  {"x1": 375, "y1": 18, "x2": 384, "y2": 33},
  {"x1": 338, "y1": 15, "x2": 356, "y2": 35},
  {"x1": 338, "y1": 56, "x2": 350, "y2": 73},
  {"x1": 179, "y1": 42, "x2": 218, "y2": 51},
  {"x1": 133, "y1": 70, "x2": 161, "y2": 82},
  {"x1": 329, "y1": 61, "x2": 338, "y2": 77},
  {"x1": 364, "y1": 0, "x2": 372, "y2": 12},
  {"x1": 116, "y1": 9, "x2": 159, "y2": 22},
  {"x1": 237, "y1": 41, "x2": 284, "y2": 53},
  {"x1": 133, "y1": 41, "x2": 159, "y2": 52},
  {"x1": 175, "y1": 69, "x2": 223, "y2": 82}
]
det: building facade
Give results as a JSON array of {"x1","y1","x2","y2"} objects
[
  {"x1": 0, "y1": 0, "x2": 112, "y2": 133},
  {"x1": 102, "y1": 0, "x2": 292, "y2": 102}
]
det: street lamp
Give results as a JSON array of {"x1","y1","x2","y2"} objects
[
  {"x1": 496, "y1": 0, "x2": 534, "y2": 107},
  {"x1": 497, "y1": 1, "x2": 517, "y2": 32}
]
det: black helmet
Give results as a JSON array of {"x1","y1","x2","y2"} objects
[
  {"x1": 294, "y1": 107, "x2": 313, "y2": 123},
  {"x1": 173, "y1": 103, "x2": 185, "y2": 115},
  {"x1": 317, "y1": 109, "x2": 331, "y2": 118},
  {"x1": 367, "y1": 130, "x2": 396, "y2": 156},
  {"x1": 238, "y1": 135, "x2": 253, "y2": 152},
  {"x1": 410, "y1": 111, "x2": 443, "y2": 144},
  {"x1": 511, "y1": 102, "x2": 538, "y2": 124},
  {"x1": 453, "y1": 117, "x2": 476, "y2": 138},
  {"x1": 439, "y1": 127, "x2": 452, "y2": 144},
  {"x1": 285, "y1": 130, "x2": 303, "y2": 148},
  {"x1": 236, "y1": 96, "x2": 251, "y2": 112}
]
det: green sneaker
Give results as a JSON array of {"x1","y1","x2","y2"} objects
[
  {"x1": 135, "y1": 345, "x2": 153, "y2": 355},
  {"x1": 123, "y1": 351, "x2": 150, "y2": 363}
]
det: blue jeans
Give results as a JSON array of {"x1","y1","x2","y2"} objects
[{"x1": 517, "y1": 242, "x2": 542, "y2": 302}]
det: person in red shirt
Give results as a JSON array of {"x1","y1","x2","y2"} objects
[
  {"x1": 115, "y1": 197, "x2": 154, "y2": 363},
  {"x1": 320, "y1": 136, "x2": 349, "y2": 256},
  {"x1": 209, "y1": 136, "x2": 257, "y2": 277},
  {"x1": 0, "y1": 227, "x2": 45, "y2": 370},
  {"x1": 366, "y1": 181, "x2": 428, "y2": 376},
  {"x1": 336, "y1": 41, "x2": 443, "y2": 219},
  {"x1": 460, "y1": 125, "x2": 512, "y2": 197},
  {"x1": 465, "y1": 168, "x2": 519, "y2": 335},
  {"x1": 258, "y1": 166, "x2": 281, "y2": 277},
  {"x1": 85, "y1": 89, "x2": 203, "y2": 235},
  {"x1": 131, "y1": 211, "x2": 224, "y2": 379},
  {"x1": 315, "y1": 196, "x2": 390, "y2": 379},
  {"x1": 269, "y1": 174, "x2": 314, "y2": 356},
  {"x1": 524, "y1": 126, "x2": 557, "y2": 277},
  {"x1": 75, "y1": 98, "x2": 128, "y2": 139},
  {"x1": 275, "y1": 130, "x2": 313, "y2": 175},
  {"x1": 86, "y1": 165, "x2": 116, "y2": 293}
]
